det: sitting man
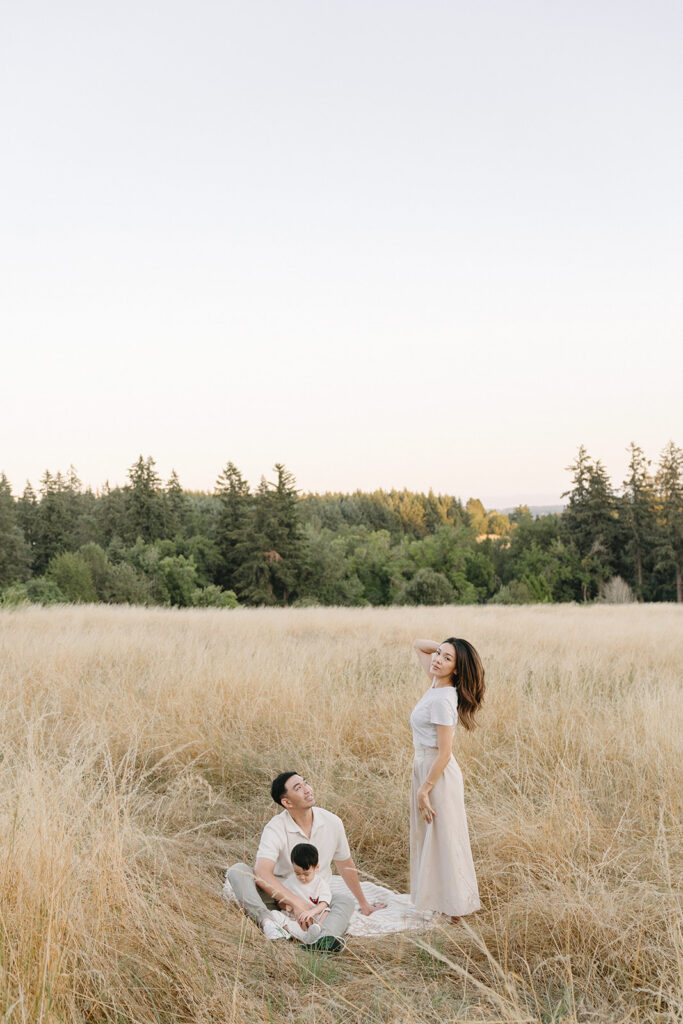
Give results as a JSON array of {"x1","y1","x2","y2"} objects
[{"x1": 227, "y1": 771, "x2": 385, "y2": 952}]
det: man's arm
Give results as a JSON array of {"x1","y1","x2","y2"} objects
[
  {"x1": 334, "y1": 856, "x2": 386, "y2": 916},
  {"x1": 253, "y1": 858, "x2": 311, "y2": 919}
]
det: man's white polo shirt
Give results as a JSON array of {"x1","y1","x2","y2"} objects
[{"x1": 255, "y1": 806, "x2": 351, "y2": 882}]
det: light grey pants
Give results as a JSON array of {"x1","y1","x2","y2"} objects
[{"x1": 226, "y1": 862, "x2": 354, "y2": 938}]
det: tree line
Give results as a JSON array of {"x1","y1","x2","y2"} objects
[{"x1": 0, "y1": 442, "x2": 681, "y2": 608}]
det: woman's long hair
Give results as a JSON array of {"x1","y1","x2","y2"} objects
[{"x1": 442, "y1": 637, "x2": 485, "y2": 731}]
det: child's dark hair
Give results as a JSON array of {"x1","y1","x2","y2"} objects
[{"x1": 291, "y1": 843, "x2": 319, "y2": 870}]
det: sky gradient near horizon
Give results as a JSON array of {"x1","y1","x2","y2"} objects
[{"x1": 2, "y1": 1, "x2": 681, "y2": 508}]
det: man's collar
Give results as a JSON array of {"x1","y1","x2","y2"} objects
[{"x1": 284, "y1": 807, "x2": 317, "y2": 833}]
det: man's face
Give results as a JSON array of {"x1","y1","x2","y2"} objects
[{"x1": 282, "y1": 774, "x2": 314, "y2": 811}]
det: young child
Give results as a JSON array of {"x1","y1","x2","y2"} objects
[{"x1": 270, "y1": 843, "x2": 332, "y2": 944}]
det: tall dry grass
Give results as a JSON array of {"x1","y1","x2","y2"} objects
[{"x1": 0, "y1": 603, "x2": 681, "y2": 1023}]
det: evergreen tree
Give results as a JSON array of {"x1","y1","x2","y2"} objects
[
  {"x1": 423, "y1": 490, "x2": 451, "y2": 533},
  {"x1": 214, "y1": 462, "x2": 251, "y2": 591},
  {"x1": 266, "y1": 463, "x2": 303, "y2": 603},
  {"x1": 124, "y1": 456, "x2": 165, "y2": 542},
  {"x1": 33, "y1": 471, "x2": 75, "y2": 573},
  {"x1": 17, "y1": 482, "x2": 39, "y2": 558},
  {"x1": 654, "y1": 441, "x2": 683, "y2": 602},
  {"x1": 164, "y1": 469, "x2": 190, "y2": 538},
  {"x1": 620, "y1": 443, "x2": 655, "y2": 599},
  {"x1": 3, "y1": 446, "x2": 679, "y2": 608},
  {"x1": 96, "y1": 483, "x2": 129, "y2": 546},
  {"x1": 561, "y1": 447, "x2": 618, "y2": 599},
  {"x1": 586, "y1": 459, "x2": 620, "y2": 568},
  {"x1": 65, "y1": 465, "x2": 83, "y2": 522},
  {"x1": 63, "y1": 465, "x2": 99, "y2": 549},
  {"x1": 385, "y1": 489, "x2": 427, "y2": 537},
  {"x1": 233, "y1": 476, "x2": 278, "y2": 604},
  {"x1": 0, "y1": 474, "x2": 31, "y2": 587},
  {"x1": 232, "y1": 465, "x2": 304, "y2": 605}
]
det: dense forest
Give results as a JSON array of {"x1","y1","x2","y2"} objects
[{"x1": 1, "y1": 442, "x2": 681, "y2": 608}]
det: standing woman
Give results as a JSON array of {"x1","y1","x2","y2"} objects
[{"x1": 409, "y1": 637, "x2": 485, "y2": 920}]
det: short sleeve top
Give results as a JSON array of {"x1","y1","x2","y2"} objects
[
  {"x1": 281, "y1": 872, "x2": 333, "y2": 906},
  {"x1": 409, "y1": 680, "x2": 458, "y2": 748},
  {"x1": 255, "y1": 807, "x2": 351, "y2": 881}
]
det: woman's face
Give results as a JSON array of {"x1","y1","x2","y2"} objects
[{"x1": 430, "y1": 642, "x2": 456, "y2": 681}]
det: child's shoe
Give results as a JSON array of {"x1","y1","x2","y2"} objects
[
  {"x1": 281, "y1": 917, "x2": 323, "y2": 944},
  {"x1": 261, "y1": 913, "x2": 289, "y2": 940}
]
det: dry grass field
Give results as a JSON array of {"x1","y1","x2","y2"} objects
[{"x1": 0, "y1": 603, "x2": 681, "y2": 1024}]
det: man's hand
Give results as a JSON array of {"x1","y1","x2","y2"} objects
[
  {"x1": 335, "y1": 855, "x2": 387, "y2": 915},
  {"x1": 358, "y1": 898, "x2": 387, "y2": 916}
]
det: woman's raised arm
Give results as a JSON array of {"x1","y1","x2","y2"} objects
[{"x1": 413, "y1": 638, "x2": 438, "y2": 677}]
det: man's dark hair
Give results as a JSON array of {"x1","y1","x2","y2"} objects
[
  {"x1": 271, "y1": 771, "x2": 299, "y2": 806},
  {"x1": 291, "y1": 842, "x2": 319, "y2": 870}
]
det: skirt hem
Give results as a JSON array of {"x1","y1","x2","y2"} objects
[{"x1": 409, "y1": 750, "x2": 480, "y2": 919}]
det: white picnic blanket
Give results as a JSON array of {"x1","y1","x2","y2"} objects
[{"x1": 222, "y1": 872, "x2": 437, "y2": 936}]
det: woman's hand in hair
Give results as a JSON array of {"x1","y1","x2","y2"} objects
[{"x1": 413, "y1": 639, "x2": 438, "y2": 677}]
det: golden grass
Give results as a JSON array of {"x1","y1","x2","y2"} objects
[{"x1": 0, "y1": 603, "x2": 681, "y2": 1024}]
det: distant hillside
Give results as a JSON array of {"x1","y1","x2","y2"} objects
[{"x1": 500, "y1": 505, "x2": 566, "y2": 518}]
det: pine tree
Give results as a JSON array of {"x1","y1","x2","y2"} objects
[
  {"x1": 96, "y1": 482, "x2": 129, "y2": 547},
  {"x1": 124, "y1": 456, "x2": 165, "y2": 543},
  {"x1": 654, "y1": 441, "x2": 683, "y2": 602},
  {"x1": 561, "y1": 446, "x2": 618, "y2": 599},
  {"x1": 267, "y1": 463, "x2": 303, "y2": 603},
  {"x1": 0, "y1": 474, "x2": 31, "y2": 587},
  {"x1": 424, "y1": 490, "x2": 450, "y2": 533},
  {"x1": 233, "y1": 476, "x2": 277, "y2": 604},
  {"x1": 620, "y1": 443, "x2": 655, "y2": 599},
  {"x1": 33, "y1": 471, "x2": 78, "y2": 573},
  {"x1": 164, "y1": 469, "x2": 190, "y2": 538},
  {"x1": 214, "y1": 462, "x2": 251, "y2": 591},
  {"x1": 17, "y1": 482, "x2": 38, "y2": 564},
  {"x1": 232, "y1": 465, "x2": 303, "y2": 604}
]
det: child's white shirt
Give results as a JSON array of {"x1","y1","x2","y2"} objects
[{"x1": 282, "y1": 872, "x2": 331, "y2": 908}]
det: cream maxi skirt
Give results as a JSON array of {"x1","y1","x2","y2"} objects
[{"x1": 410, "y1": 745, "x2": 481, "y2": 917}]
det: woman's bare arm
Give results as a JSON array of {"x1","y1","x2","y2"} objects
[
  {"x1": 413, "y1": 638, "x2": 438, "y2": 677},
  {"x1": 416, "y1": 724, "x2": 454, "y2": 824}
]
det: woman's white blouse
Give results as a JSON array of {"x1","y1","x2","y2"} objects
[{"x1": 410, "y1": 681, "x2": 458, "y2": 748}]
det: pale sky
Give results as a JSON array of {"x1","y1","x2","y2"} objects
[{"x1": 2, "y1": 0, "x2": 681, "y2": 508}]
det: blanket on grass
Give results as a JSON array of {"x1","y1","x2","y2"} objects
[{"x1": 222, "y1": 873, "x2": 436, "y2": 936}]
